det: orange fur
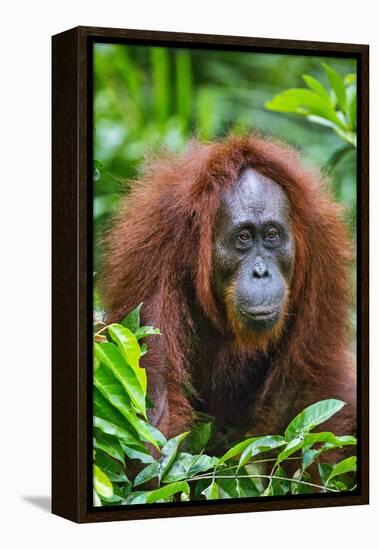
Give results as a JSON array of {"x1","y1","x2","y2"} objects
[
  {"x1": 101, "y1": 134, "x2": 355, "y2": 438},
  {"x1": 224, "y1": 280, "x2": 289, "y2": 353}
]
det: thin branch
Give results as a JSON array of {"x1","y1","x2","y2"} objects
[{"x1": 186, "y1": 473, "x2": 340, "y2": 493}]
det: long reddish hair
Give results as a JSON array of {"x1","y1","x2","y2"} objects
[{"x1": 101, "y1": 134, "x2": 353, "y2": 415}]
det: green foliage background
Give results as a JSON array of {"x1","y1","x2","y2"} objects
[
  {"x1": 94, "y1": 44, "x2": 357, "y2": 273},
  {"x1": 92, "y1": 44, "x2": 358, "y2": 505}
]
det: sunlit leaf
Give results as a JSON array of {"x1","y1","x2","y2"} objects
[
  {"x1": 133, "y1": 463, "x2": 159, "y2": 486},
  {"x1": 126, "y1": 481, "x2": 190, "y2": 504},
  {"x1": 322, "y1": 62, "x2": 347, "y2": 112},
  {"x1": 95, "y1": 341, "x2": 146, "y2": 418},
  {"x1": 284, "y1": 399, "x2": 345, "y2": 440},
  {"x1": 202, "y1": 480, "x2": 219, "y2": 500},
  {"x1": 326, "y1": 456, "x2": 357, "y2": 484},
  {"x1": 93, "y1": 465, "x2": 113, "y2": 499},
  {"x1": 238, "y1": 435, "x2": 286, "y2": 468}
]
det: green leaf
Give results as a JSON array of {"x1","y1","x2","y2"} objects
[
  {"x1": 93, "y1": 465, "x2": 113, "y2": 499},
  {"x1": 277, "y1": 435, "x2": 305, "y2": 462},
  {"x1": 122, "y1": 444, "x2": 156, "y2": 464},
  {"x1": 322, "y1": 63, "x2": 347, "y2": 112},
  {"x1": 95, "y1": 342, "x2": 146, "y2": 418},
  {"x1": 265, "y1": 88, "x2": 344, "y2": 128},
  {"x1": 127, "y1": 481, "x2": 190, "y2": 504},
  {"x1": 202, "y1": 481, "x2": 219, "y2": 500},
  {"x1": 134, "y1": 326, "x2": 161, "y2": 340},
  {"x1": 93, "y1": 490, "x2": 102, "y2": 507},
  {"x1": 94, "y1": 431, "x2": 125, "y2": 464},
  {"x1": 94, "y1": 415, "x2": 140, "y2": 447},
  {"x1": 162, "y1": 452, "x2": 194, "y2": 482},
  {"x1": 303, "y1": 432, "x2": 356, "y2": 448},
  {"x1": 188, "y1": 454, "x2": 219, "y2": 477},
  {"x1": 93, "y1": 386, "x2": 129, "y2": 429},
  {"x1": 108, "y1": 324, "x2": 142, "y2": 369},
  {"x1": 95, "y1": 450, "x2": 128, "y2": 482},
  {"x1": 284, "y1": 399, "x2": 345, "y2": 441},
  {"x1": 159, "y1": 432, "x2": 189, "y2": 481},
  {"x1": 218, "y1": 437, "x2": 261, "y2": 465},
  {"x1": 94, "y1": 362, "x2": 159, "y2": 448},
  {"x1": 121, "y1": 304, "x2": 142, "y2": 333},
  {"x1": 108, "y1": 324, "x2": 146, "y2": 393},
  {"x1": 133, "y1": 463, "x2": 159, "y2": 486},
  {"x1": 326, "y1": 456, "x2": 357, "y2": 484},
  {"x1": 302, "y1": 74, "x2": 330, "y2": 101},
  {"x1": 238, "y1": 436, "x2": 286, "y2": 468}
]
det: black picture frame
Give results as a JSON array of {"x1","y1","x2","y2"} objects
[{"x1": 52, "y1": 26, "x2": 369, "y2": 523}]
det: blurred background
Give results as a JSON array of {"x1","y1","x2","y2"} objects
[{"x1": 93, "y1": 43, "x2": 357, "y2": 334}]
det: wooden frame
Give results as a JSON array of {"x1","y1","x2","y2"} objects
[{"x1": 52, "y1": 26, "x2": 369, "y2": 523}]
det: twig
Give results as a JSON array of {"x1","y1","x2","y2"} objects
[{"x1": 186, "y1": 473, "x2": 340, "y2": 493}]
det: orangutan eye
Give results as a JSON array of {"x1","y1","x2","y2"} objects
[
  {"x1": 265, "y1": 227, "x2": 279, "y2": 243},
  {"x1": 238, "y1": 229, "x2": 252, "y2": 242}
]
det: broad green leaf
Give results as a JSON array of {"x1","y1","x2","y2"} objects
[
  {"x1": 93, "y1": 386, "x2": 129, "y2": 429},
  {"x1": 265, "y1": 88, "x2": 344, "y2": 128},
  {"x1": 122, "y1": 443, "x2": 156, "y2": 464},
  {"x1": 302, "y1": 74, "x2": 330, "y2": 101},
  {"x1": 159, "y1": 432, "x2": 189, "y2": 481},
  {"x1": 95, "y1": 342, "x2": 146, "y2": 418},
  {"x1": 134, "y1": 326, "x2": 161, "y2": 340},
  {"x1": 121, "y1": 303, "x2": 142, "y2": 333},
  {"x1": 108, "y1": 323, "x2": 147, "y2": 395},
  {"x1": 202, "y1": 481, "x2": 219, "y2": 500},
  {"x1": 303, "y1": 432, "x2": 356, "y2": 448},
  {"x1": 133, "y1": 463, "x2": 159, "y2": 486},
  {"x1": 94, "y1": 415, "x2": 141, "y2": 447},
  {"x1": 188, "y1": 454, "x2": 219, "y2": 477},
  {"x1": 238, "y1": 436, "x2": 286, "y2": 468},
  {"x1": 127, "y1": 481, "x2": 190, "y2": 504},
  {"x1": 108, "y1": 324, "x2": 143, "y2": 372},
  {"x1": 326, "y1": 456, "x2": 357, "y2": 484},
  {"x1": 161, "y1": 452, "x2": 218, "y2": 482},
  {"x1": 95, "y1": 450, "x2": 128, "y2": 482},
  {"x1": 94, "y1": 362, "x2": 159, "y2": 448},
  {"x1": 216, "y1": 475, "x2": 260, "y2": 499},
  {"x1": 218, "y1": 437, "x2": 261, "y2": 465},
  {"x1": 94, "y1": 431, "x2": 125, "y2": 464},
  {"x1": 322, "y1": 63, "x2": 347, "y2": 112},
  {"x1": 284, "y1": 399, "x2": 345, "y2": 440},
  {"x1": 93, "y1": 490, "x2": 102, "y2": 506},
  {"x1": 302, "y1": 448, "x2": 319, "y2": 469},
  {"x1": 162, "y1": 452, "x2": 194, "y2": 482},
  {"x1": 277, "y1": 435, "x2": 304, "y2": 462},
  {"x1": 93, "y1": 465, "x2": 113, "y2": 499}
]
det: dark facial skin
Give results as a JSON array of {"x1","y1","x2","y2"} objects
[{"x1": 213, "y1": 168, "x2": 295, "y2": 332}]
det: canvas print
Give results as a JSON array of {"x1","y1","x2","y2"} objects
[{"x1": 92, "y1": 43, "x2": 358, "y2": 507}]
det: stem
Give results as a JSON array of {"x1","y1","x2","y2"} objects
[
  {"x1": 94, "y1": 324, "x2": 109, "y2": 338},
  {"x1": 186, "y1": 473, "x2": 339, "y2": 493}
]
